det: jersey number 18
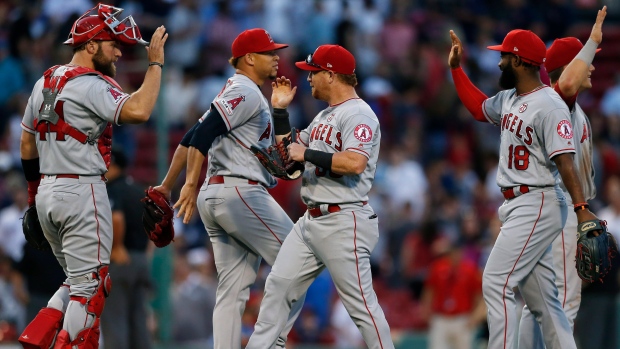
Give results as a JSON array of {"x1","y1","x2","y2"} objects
[{"x1": 507, "y1": 144, "x2": 530, "y2": 170}]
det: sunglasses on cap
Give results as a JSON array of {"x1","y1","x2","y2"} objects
[{"x1": 305, "y1": 54, "x2": 323, "y2": 69}]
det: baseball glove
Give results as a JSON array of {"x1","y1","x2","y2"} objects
[
  {"x1": 250, "y1": 127, "x2": 304, "y2": 180},
  {"x1": 576, "y1": 219, "x2": 618, "y2": 282},
  {"x1": 22, "y1": 205, "x2": 50, "y2": 251},
  {"x1": 141, "y1": 187, "x2": 175, "y2": 248}
]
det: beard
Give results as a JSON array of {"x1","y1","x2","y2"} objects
[
  {"x1": 499, "y1": 63, "x2": 517, "y2": 89},
  {"x1": 92, "y1": 45, "x2": 116, "y2": 78}
]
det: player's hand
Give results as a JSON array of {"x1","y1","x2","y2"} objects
[
  {"x1": 448, "y1": 30, "x2": 464, "y2": 69},
  {"x1": 146, "y1": 25, "x2": 168, "y2": 65},
  {"x1": 173, "y1": 183, "x2": 197, "y2": 224},
  {"x1": 271, "y1": 76, "x2": 297, "y2": 109},
  {"x1": 287, "y1": 142, "x2": 307, "y2": 162},
  {"x1": 576, "y1": 209, "x2": 601, "y2": 236},
  {"x1": 152, "y1": 185, "x2": 171, "y2": 200},
  {"x1": 111, "y1": 246, "x2": 131, "y2": 265},
  {"x1": 590, "y1": 6, "x2": 607, "y2": 45}
]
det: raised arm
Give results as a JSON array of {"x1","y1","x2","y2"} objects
[
  {"x1": 448, "y1": 30, "x2": 489, "y2": 122},
  {"x1": 118, "y1": 26, "x2": 168, "y2": 124},
  {"x1": 556, "y1": 6, "x2": 606, "y2": 97}
]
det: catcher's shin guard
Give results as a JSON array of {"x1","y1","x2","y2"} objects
[
  {"x1": 52, "y1": 321, "x2": 100, "y2": 349},
  {"x1": 19, "y1": 307, "x2": 64, "y2": 349}
]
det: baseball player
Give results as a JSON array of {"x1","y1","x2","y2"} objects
[
  {"x1": 245, "y1": 44, "x2": 395, "y2": 349},
  {"x1": 448, "y1": 29, "x2": 599, "y2": 349},
  {"x1": 518, "y1": 7, "x2": 607, "y2": 348},
  {"x1": 18, "y1": 4, "x2": 167, "y2": 348},
  {"x1": 169, "y1": 28, "x2": 305, "y2": 349}
]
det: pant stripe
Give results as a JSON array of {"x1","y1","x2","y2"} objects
[
  {"x1": 235, "y1": 187, "x2": 282, "y2": 245},
  {"x1": 90, "y1": 184, "x2": 102, "y2": 264},
  {"x1": 561, "y1": 229, "x2": 567, "y2": 307},
  {"x1": 502, "y1": 192, "x2": 545, "y2": 349},
  {"x1": 352, "y1": 212, "x2": 384, "y2": 349}
]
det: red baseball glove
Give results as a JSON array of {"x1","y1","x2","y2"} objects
[{"x1": 141, "y1": 187, "x2": 175, "y2": 248}]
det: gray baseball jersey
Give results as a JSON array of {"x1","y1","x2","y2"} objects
[
  {"x1": 247, "y1": 98, "x2": 394, "y2": 349},
  {"x1": 21, "y1": 65, "x2": 129, "y2": 175},
  {"x1": 480, "y1": 85, "x2": 577, "y2": 349},
  {"x1": 482, "y1": 85, "x2": 576, "y2": 188},
  {"x1": 297, "y1": 98, "x2": 380, "y2": 205},
  {"x1": 204, "y1": 74, "x2": 277, "y2": 188}
]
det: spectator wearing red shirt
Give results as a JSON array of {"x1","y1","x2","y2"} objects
[{"x1": 421, "y1": 240, "x2": 485, "y2": 349}]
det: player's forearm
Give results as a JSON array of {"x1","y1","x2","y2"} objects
[
  {"x1": 161, "y1": 145, "x2": 188, "y2": 190},
  {"x1": 451, "y1": 67, "x2": 488, "y2": 122},
  {"x1": 185, "y1": 146, "x2": 205, "y2": 187},
  {"x1": 20, "y1": 131, "x2": 38, "y2": 160},
  {"x1": 554, "y1": 153, "x2": 587, "y2": 204},
  {"x1": 118, "y1": 65, "x2": 163, "y2": 124},
  {"x1": 558, "y1": 39, "x2": 599, "y2": 97}
]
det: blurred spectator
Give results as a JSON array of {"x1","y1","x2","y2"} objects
[
  {"x1": 290, "y1": 270, "x2": 334, "y2": 344},
  {"x1": 171, "y1": 248, "x2": 216, "y2": 346},
  {"x1": 100, "y1": 149, "x2": 153, "y2": 349},
  {"x1": 0, "y1": 251, "x2": 26, "y2": 338},
  {"x1": 165, "y1": 0, "x2": 202, "y2": 68},
  {"x1": 330, "y1": 298, "x2": 364, "y2": 348},
  {"x1": 0, "y1": 171, "x2": 27, "y2": 263},
  {"x1": 162, "y1": 66, "x2": 200, "y2": 130},
  {"x1": 599, "y1": 175, "x2": 620, "y2": 240},
  {"x1": 420, "y1": 240, "x2": 484, "y2": 349},
  {"x1": 600, "y1": 73, "x2": 620, "y2": 119}
]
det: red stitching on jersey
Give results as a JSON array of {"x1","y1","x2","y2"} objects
[
  {"x1": 21, "y1": 122, "x2": 35, "y2": 132},
  {"x1": 549, "y1": 148, "x2": 575, "y2": 158},
  {"x1": 235, "y1": 187, "x2": 282, "y2": 245},
  {"x1": 113, "y1": 95, "x2": 130, "y2": 124},
  {"x1": 346, "y1": 147, "x2": 370, "y2": 158},
  {"x1": 91, "y1": 184, "x2": 102, "y2": 264},
  {"x1": 501, "y1": 192, "x2": 544, "y2": 349},
  {"x1": 353, "y1": 211, "x2": 384, "y2": 348}
]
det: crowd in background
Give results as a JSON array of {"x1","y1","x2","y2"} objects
[{"x1": 1, "y1": 0, "x2": 620, "y2": 347}]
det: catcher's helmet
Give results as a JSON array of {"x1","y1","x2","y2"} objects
[{"x1": 64, "y1": 3, "x2": 148, "y2": 47}]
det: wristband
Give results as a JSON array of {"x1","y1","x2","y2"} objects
[
  {"x1": 304, "y1": 149, "x2": 333, "y2": 171},
  {"x1": 272, "y1": 108, "x2": 291, "y2": 135},
  {"x1": 149, "y1": 62, "x2": 164, "y2": 69},
  {"x1": 574, "y1": 203, "x2": 590, "y2": 212}
]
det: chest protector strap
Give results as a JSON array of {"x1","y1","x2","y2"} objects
[{"x1": 34, "y1": 65, "x2": 122, "y2": 145}]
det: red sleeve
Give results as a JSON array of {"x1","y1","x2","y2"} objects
[
  {"x1": 553, "y1": 83, "x2": 578, "y2": 110},
  {"x1": 451, "y1": 67, "x2": 488, "y2": 122}
]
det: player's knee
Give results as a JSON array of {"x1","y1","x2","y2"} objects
[
  {"x1": 265, "y1": 274, "x2": 301, "y2": 303},
  {"x1": 482, "y1": 269, "x2": 504, "y2": 297},
  {"x1": 47, "y1": 284, "x2": 70, "y2": 312},
  {"x1": 69, "y1": 265, "x2": 112, "y2": 318}
]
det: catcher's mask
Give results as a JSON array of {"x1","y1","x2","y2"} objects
[{"x1": 64, "y1": 3, "x2": 148, "y2": 47}]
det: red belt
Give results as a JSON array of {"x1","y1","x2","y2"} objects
[
  {"x1": 501, "y1": 185, "x2": 530, "y2": 200},
  {"x1": 42, "y1": 174, "x2": 106, "y2": 181},
  {"x1": 208, "y1": 175, "x2": 259, "y2": 185},
  {"x1": 308, "y1": 201, "x2": 368, "y2": 218}
]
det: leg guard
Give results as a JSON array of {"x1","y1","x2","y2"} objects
[
  {"x1": 59, "y1": 265, "x2": 111, "y2": 349},
  {"x1": 19, "y1": 307, "x2": 64, "y2": 349}
]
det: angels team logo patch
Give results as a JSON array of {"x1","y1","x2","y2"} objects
[
  {"x1": 223, "y1": 95, "x2": 245, "y2": 115},
  {"x1": 518, "y1": 103, "x2": 528, "y2": 113},
  {"x1": 557, "y1": 120, "x2": 573, "y2": 139},
  {"x1": 107, "y1": 87, "x2": 124, "y2": 103},
  {"x1": 354, "y1": 124, "x2": 372, "y2": 142}
]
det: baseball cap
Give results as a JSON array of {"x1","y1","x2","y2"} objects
[
  {"x1": 295, "y1": 45, "x2": 356, "y2": 75},
  {"x1": 545, "y1": 37, "x2": 601, "y2": 73},
  {"x1": 231, "y1": 28, "x2": 288, "y2": 58},
  {"x1": 487, "y1": 29, "x2": 546, "y2": 66}
]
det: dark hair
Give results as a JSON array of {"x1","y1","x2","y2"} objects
[
  {"x1": 547, "y1": 67, "x2": 564, "y2": 84},
  {"x1": 336, "y1": 73, "x2": 357, "y2": 87},
  {"x1": 229, "y1": 56, "x2": 240, "y2": 68}
]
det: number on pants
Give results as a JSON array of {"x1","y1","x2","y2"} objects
[{"x1": 507, "y1": 144, "x2": 530, "y2": 170}]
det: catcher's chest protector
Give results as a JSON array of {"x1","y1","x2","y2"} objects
[{"x1": 35, "y1": 65, "x2": 119, "y2": 169}]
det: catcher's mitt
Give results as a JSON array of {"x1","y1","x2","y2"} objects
[
  {"x1": 141, "y1": 187, "x2": 175, "y2": 248},
  {"x1": 576, "y1": 219, "x2": 618, "y2": 282},
  {"x1": 22, "y1": 205, "x2": 50, "y2": 250},
  {"x1": 251, "y1": 127, "x2": 304, "y2": 180}
]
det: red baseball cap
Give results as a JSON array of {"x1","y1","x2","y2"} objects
[
  {"x1": 231, "y1": 28, "x2": 288, "y2": 58},
  {"x1": 487, "y1": 29, "x2": 546, "y2": 66},
  {"x1": 295, "y1": 45, "x2": 356, "y2": 75},
  {"x1": 545, "y1": 37, "x2": 601, "y2": 73}
]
